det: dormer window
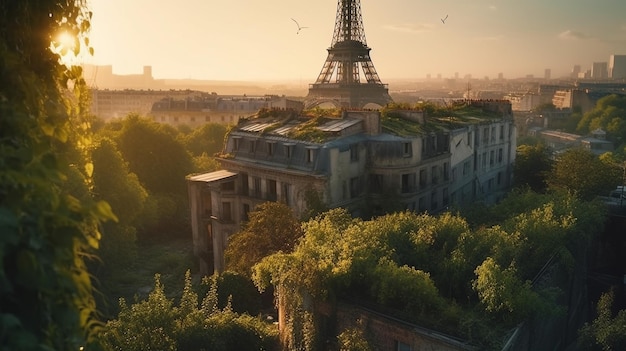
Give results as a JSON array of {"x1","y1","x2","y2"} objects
[
  {"x1": 306, "y1": 146, "x2": 318, "y2": 163},
  {"x1": 403, "y1": 142, "x2": 412, "y2": 157},
  {"x1": 284, "y1": 143, "x2": 295, "y2": 159},
  {"x1": 232, "y1": 136, "x2": 241, "y2": 151},
  {"x1": 249, "y1": 139, "x2": 256, "y2": 153}
]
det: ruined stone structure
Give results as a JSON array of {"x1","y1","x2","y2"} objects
[{"x1": 187, "y1": 101, "x2": 516, "y2": 275}]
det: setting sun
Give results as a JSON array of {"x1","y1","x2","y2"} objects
[{"x1": 50, "y1": 30, "x2": 80, "y2": 65}]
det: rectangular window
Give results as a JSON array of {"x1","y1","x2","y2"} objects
[
  {"x1": 241, "y1": 173, "x2": 249, "y2": 196},
  {"x1": 253, "y1": 177, "x2": 261, "y2": 198},
  {"x1": 350, "y1": 144, "x2": 359, "y2": 162},
  {"x1": 233, "y1": 137, "x2": 241, "y2": 151},
  {"x1": 467, "y1": 131, "x2": 472, "y2": 146},
  {"x1": 431, "y1": 191, "x2": 438, "y2": 210},
  {"x1": 443, "y1": 162, "x2": 450, "y2": 181},
  {"x1": 285, "y1": 144, "x2": 293, "y2": 159},
  {"x1": 282, "y1": 183, "x2": 291, "y2": 205},
  {"x1": 490, "y1": 150, "x2": 495, "y2": 166},
  {"x1": 498, "y1": 148, "x2": 503, "y2": 163},
  {"x1": 463, "y1": 161, "x2": 470, "y2": 176},
  {"x1": 402, "y1": 174, "x2": 411, "y2": 193},
  {"x1": 249, "y1": 139, "x2": 256, "y2": 153},
  {"x1": 491, "y1": 126, "x2": 496, "y2": 142},
  {"x1": 431, "y1": 165, "x2": 438, "y2": 184},
  {"x1": 242, "y1": 204, "x2": 250, "y2": 221},
  {"x1": 419, "y1": 169, "x2": 427, "y2": 187},
  {"x1": 306, "y1": 148, "x2": 315, "y2": 163},
  {"x1": 500, "y1": 125, "x2": 504, "y2": 140},
  {"x1": 267, "y1": 142, "x2": 274, "y2": 156},
  {"x1": 267, "y1": 179, "x2": 277, "y2": 201},
  {"x1": 482, "y1": 152, "x2": 487, "y2": 168},
  {"x1": 403, "y1": 142, "x2": 412, "y2": 157}
]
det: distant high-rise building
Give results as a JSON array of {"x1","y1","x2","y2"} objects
[
  {"x1": 544, "y1": 69, "x2": 551, "y2": 80},
  {"x1": 591, "y1": 62, "x2": 608, "y2": 79},
  {"x1": 609, "y1": 54, "x2": 626, "y2": 79},
  {"x1": 454, "y1": 72, "x2": 459, "y2": 79},
  {"x1": 498, "y1": 73, "x2": 504, "y2": 80},
  {"x1": 571, "y1": 65, "x2": 581, "y2": 79}
]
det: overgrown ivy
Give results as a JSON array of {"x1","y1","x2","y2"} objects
[{"x1": 1, "y1": 1, "x2": 116, "y2": 350}]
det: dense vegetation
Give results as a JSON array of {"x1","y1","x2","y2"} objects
[
  {"x1": 98, "y1": 271, "x2": 278, "y2": 351},
  {"x1": 577, "y1": 94, "x2": 626, "y2": 160},
  {"x1": 2, "y1": 1, "x2": 624, "y2": 350},
  {"x1": 0, "y1": 1, "x2": 118, "y2": 349},
  {"x1": 252, "y1": 190, "x2": 606, "y2": 350}
]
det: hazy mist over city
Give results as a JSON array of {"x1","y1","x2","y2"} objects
[{"x1": 84, "y1": 0, "x2": 626, "y2": 83}]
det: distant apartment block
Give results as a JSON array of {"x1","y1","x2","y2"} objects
[
  {"x1": 187, "y1": 101, "x2": 517, "y2": 274},
  {"x1": 609, "y1": 54, "x2": 626, "y2": 79},
  {"x1": 551, "y1": 89, "x2": 599, "y2": 112},
  {"x1": 89, "y1": 89, "x2": 203, "y2": 120},
  {"x1": 571, "y1": 65, "x2": 581, "y2": 79},
  {"x1": 503, "y1": 93, "x2": 541, "y2": 112},
  {"x1": 591, "y1": 62, "x2": 609, "y2": 79},
  {"x1": 149, "y1": 95, "x2": 304, "y2": 127},
  {"x1": 544, "y1": 68, "x2": 551, "y2": 80}
]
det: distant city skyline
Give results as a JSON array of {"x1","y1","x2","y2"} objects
[{"x1": 83, "y1": 0, "x2": 626, "y2": 82}]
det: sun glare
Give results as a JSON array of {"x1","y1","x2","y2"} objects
[{"x1": 51, "y1": 30, "x2": 80, "y2": 66}]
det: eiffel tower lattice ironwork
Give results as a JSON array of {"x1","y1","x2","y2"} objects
[{"x1": 305, "y1": 0, "x2": 392, "y2": 109}]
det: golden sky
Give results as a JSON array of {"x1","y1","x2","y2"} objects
[{"x1": 84, "y1": 0, "x2": 626, "y2": 81}]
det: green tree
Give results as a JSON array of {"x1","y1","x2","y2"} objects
[
  {"x1": 577, "y1": 94, "x2": 626, "y2": 155},
  {"x1": 91, "y1": 137, "x2": 148, "y2": 283},
  {"x1": 578, "y1": 289, "x2": 626, "y2": 351},
  {"x1": 92, "y1": 137, "x2": 147, "y2": 226},
  {"x1": 0, "y1": 1, "x2": 116, "y2": 349},
  {"x1": 115, "y1": 114, "x2": 194, "y2": 235},
  {"x1": 473, "y1": 258, "x2": 540, "y2": 322},
  {"x1": 225, "y1": 202, "x2": 303, "y2": 276},
  {"x1": 546, "y1": 148, "x2": 622, "y2": 200},
  {"x1": 514, "y1": 144, "x2": 552, "y2": 192},
  {"x1": 182, "y1": 122, "x2": 228, "y2": 157},
  {"x1": 336, "y1": 327, "x2": 373, "y2": 351},
  {"x1": 98, "y1": 271, "x2": 278, "y2": 351},
  {"x1": 117, "y1": 114, "x2": 194, "y2": 196}
]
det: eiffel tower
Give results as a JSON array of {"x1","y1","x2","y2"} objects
[{"x1": 305, "y1": 0, "x2": 392, "y2": 109}]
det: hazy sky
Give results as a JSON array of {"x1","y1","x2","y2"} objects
[{"x1": 85, "y1": 0, "x2": 626, "y2": 82}]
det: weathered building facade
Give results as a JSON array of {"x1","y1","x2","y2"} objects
[{"x1": 187, "y1": 101, "x2": 516, "y2": 275}]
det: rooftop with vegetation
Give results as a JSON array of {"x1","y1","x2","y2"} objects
[{"x1": 233, "y1": 100, "x2": 512, "y2": 143}]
